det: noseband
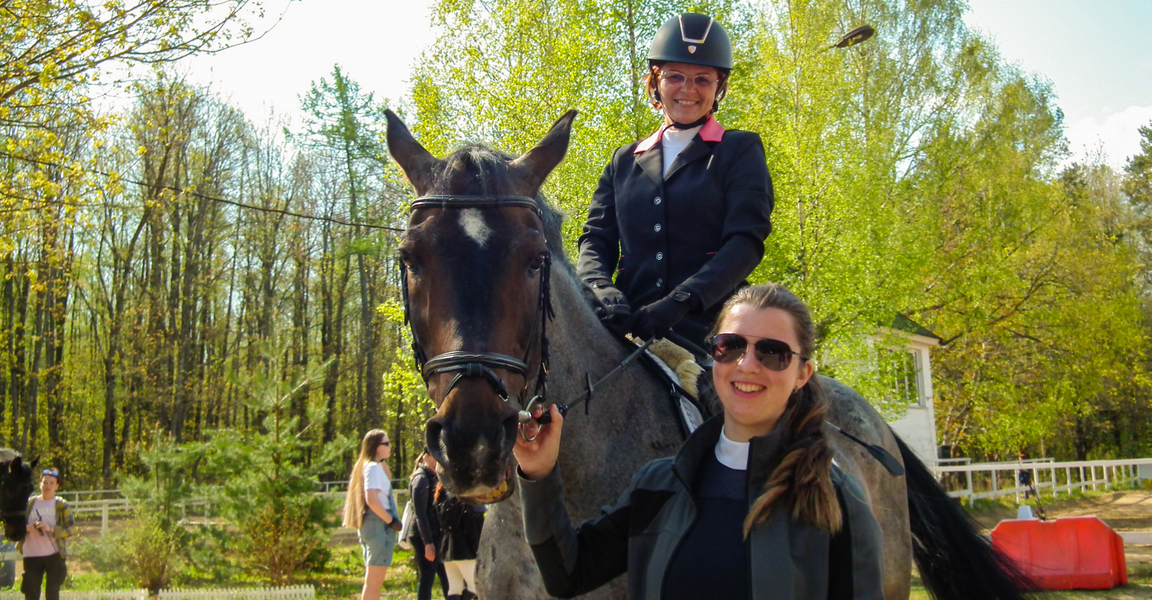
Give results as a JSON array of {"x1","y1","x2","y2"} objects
[{"x1": 401, "y1": 195, "x2": 554, "y2": 410}]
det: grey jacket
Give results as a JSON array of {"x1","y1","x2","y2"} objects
[{"x1": 520, "y1": 416, "x2": 885, "y2": 600}]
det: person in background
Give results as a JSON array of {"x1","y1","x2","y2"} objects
[
  {"x1": 343, "y1": 430, "x2": 402, "y2": 600},
  {"x1": 434, "y1": 484, "x2": 485, "y2": 600},
  {"x1": 18, "y1": 468, "x2": 73, "y2": 600},
  {"x1": 408, "y1": 450, "x2": 448, "y2": 600}
]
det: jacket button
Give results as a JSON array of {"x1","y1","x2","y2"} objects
[
  {"x1": 654, "y1": 224, "x2": 662, "y2": 232},
  {"x1": 656, "y1": 252, "x2": 663, "y2": 260},
  {"x1": 656, "y1": 279, "x2": 663, "y2": 288},
  {"x1": 654, "y1": 196, "x2": 662, "y2": 205}
]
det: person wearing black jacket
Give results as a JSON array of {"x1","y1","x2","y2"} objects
[
  {"x1": 434, "y1": 486, "x2": 485, "y2": 600},
  {"x1": 407, "y1": 451, "x2": 448, "y2": 600},
  {"x1": 578, "y1": 13, "x2": 774, "y2": 349}
]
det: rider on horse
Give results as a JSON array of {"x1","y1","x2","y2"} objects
[{"x1": 577, "y1": 13, "x2": 774, "y2": 350}]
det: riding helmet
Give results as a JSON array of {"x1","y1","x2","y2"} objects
[{"x1": 648, "y1": 13, "x2": 733, "y2": 72}]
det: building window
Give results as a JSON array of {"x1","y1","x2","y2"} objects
[{"x1": 879, "y1": 347, "x2": 922, "y2": 406}]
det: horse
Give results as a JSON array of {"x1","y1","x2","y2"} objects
[
  {"x1": 0, "y1": 450, "x2": 37, "y2": 542},
  {"x1": 385, "y1": 109, "x2": 1028, "y2": 600}
]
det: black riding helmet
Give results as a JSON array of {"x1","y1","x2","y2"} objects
[{"x1": 647, "y1": 13, "x2": 733, "y2": 72}]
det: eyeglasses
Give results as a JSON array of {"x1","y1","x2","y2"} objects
[
  {"x1": 707, "y1": 333, "x2": 808, "y2": 371},
  {"x1": 659, "y1": 71, "x2": 718, "y2": 89},
  {"x1": 41, "y1": 469, "x2": 59, "y2": 479}
]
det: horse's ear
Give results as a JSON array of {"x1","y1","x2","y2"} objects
[
  {"x1": 385, "y1": 109, "x2": 441, "y2": 196},
  {"x1": 510, "y1": 110, "x2": 578, "y2": 196},
  {"x1": 28, "y1": 456, "x2": 37, "y2": 471},
  {"x1": 8, "y1": 457, "x2": 20, "y2": 473}
]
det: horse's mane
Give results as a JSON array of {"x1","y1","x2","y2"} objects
[{"x1": 436, "y1": 144, "x2": 572, "y2": 275}]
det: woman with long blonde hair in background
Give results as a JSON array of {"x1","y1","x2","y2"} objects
[{"x1": 344, "y1": 430, "x2": 402, "y2": 600}]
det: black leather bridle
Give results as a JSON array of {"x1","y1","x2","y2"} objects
[{"x1": 400, "y1": 195, "x2": 554, "y2": 415}]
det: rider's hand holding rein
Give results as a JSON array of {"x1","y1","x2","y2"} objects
[{"x1": 514, "y1": 404, "x2": 564, "y2": 480}]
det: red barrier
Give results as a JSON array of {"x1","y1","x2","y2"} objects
[{"x1": 991, "y1": 516, "x2": 1127, "y2": 590}]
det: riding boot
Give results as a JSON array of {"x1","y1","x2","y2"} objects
[
  {"x1": 461, "y1": 591, "x2": 478, "y2": 600},
  {"x1": 447, "y1": 596, "x2": 462, "y2": 600}
]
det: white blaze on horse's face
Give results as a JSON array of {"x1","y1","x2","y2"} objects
[{"x1": 459, "y1": 208, "x2": 492, "y2": 247}]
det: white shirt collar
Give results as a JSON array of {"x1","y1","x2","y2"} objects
[{"x1": 714, "y1": 426, "x2": 749, "y2": 471}]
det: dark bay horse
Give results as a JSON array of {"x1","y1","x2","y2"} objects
[
  {"x1": 385, "y1": 110, "x2": 1027, "y2": 600},
  {"x1": 0, "y1": 450, "x2": 37, "y2": 541}
]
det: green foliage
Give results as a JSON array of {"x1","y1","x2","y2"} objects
[
  {"x1": 110, "y1": 514, "x2": 184, "y2": 593},
  {"x1": 196, "y1": 344, "x2": 346, "y2": 584},
  {"x1": 407, "y1": 0, "x2": 1152, "y2": 460}
]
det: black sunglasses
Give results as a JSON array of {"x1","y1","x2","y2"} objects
[{"x1": 707, "y1": 333, "x2": 808, "y2": 371}]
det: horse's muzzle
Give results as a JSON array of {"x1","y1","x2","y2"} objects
[{"x1": 425, "y1": 404, "x2": 520, "y2": 504}]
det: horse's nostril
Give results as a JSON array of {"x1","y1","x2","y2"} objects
[{"x1": 425, "y1": 420, "x2": 451, "y2": 469}]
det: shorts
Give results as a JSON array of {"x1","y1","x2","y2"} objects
[{"x1": 358, "y1": 511, "x2": 398, "y2": 568}]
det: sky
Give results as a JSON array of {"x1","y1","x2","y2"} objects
[{"x1": 182, "y1": 0, "x2": 1151, "y2": 168}]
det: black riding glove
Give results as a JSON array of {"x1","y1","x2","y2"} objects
[
  {"x1": 588, "y1": 279, "x2": 632, "y2": 328},
  {"x1": 628, "y1": 290, "x2": 695, "y2": 341}
]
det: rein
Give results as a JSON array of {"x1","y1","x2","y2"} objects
[{"x1": 401, "y1": 195, "x2": 554, "y2": 418}]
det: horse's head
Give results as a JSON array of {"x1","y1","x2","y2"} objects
[
  {"x1": 387, "y1": 110, "x2": 576, "y2": 503},
  {"x1": 0, "y1": 454, "x2": 37, "y2": 541}
]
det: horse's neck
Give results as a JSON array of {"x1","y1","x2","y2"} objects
[{"x1": 548, "y1": 267, "x2": 638, "y2": 389}]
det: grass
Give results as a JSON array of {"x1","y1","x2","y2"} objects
[
  {"x1": 55, "y1": 543, "x2": 421, "y2": 600},
  {"x1": 907, "y1": 559, "x2": 1152, "y2": 600}
]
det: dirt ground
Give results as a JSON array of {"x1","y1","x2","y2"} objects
[{"x1": 971, "y1": 490, "x2": 1152, "y2": 532}]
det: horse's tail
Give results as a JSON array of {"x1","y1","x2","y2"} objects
[{"x1": 897, "y1": 434, "x2": 1035, "y2": 600}]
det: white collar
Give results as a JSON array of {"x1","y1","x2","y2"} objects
[
  {"x1": 714, "y1": 427, "x2": 749, "y2": 471},
  {"x1": 663, "y1": 124, "x2": 702, "y2": 145}
]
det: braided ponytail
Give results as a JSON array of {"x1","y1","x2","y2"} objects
[
  {"x1": 710, "y1": 284, "x2": 842, "y2": 537},
  {"x1": 742, "y1": 378, "x2": 841, "y2": 537}
]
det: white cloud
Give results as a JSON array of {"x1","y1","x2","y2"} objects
[{"x1": 1066, "y1": 105, "x2": 1152, "y2": 168}]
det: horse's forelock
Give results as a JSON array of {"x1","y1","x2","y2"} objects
[{"x1": 434, "y1": 144, "x2": 568, "y2": 264}]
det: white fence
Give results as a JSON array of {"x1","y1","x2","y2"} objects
[
  {"x1": 0, "y1": 591, "x2": 147, "y2": 600},
  {"x1": 158, "y1": 585, "x2": 315, "y2": 599},
  {"x1": 69, "y1": 488, "x2": 409, "y2": 535},
  {"x1": 931, "y1": 457, "x2": 1152, "y2": 503}
]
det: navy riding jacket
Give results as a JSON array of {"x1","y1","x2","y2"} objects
[{"x1": 577, "y1": 116, "x2": 774, "y2": 346}]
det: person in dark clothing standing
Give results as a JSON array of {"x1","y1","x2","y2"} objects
[
  {"x1": 408, "y1": 451, "x2": 448, "y2": 600},
  {"x1": 578, "y1": 13, "x2": 774, "y2": 349},
  {"x1": 434, "y1": 486, "x2": 485, "y2": 600},
  {"x1": 514, "y1": 284, "x2": 885, "y2": 600}
]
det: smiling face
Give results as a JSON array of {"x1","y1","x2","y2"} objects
[
  {"x1": 712, "y1": 304, "x2": 815, "y2": 442},
  {"x1": 657, "y1": 62, "x2": 721, "y2": 125}
]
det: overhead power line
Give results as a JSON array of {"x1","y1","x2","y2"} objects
[{"x1": 0, "y1": 151, "x2": 407, "y2": 233}]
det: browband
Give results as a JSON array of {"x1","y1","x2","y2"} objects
[{"x1": 409, "y1": 195, "x2": 542, "y2": 215}]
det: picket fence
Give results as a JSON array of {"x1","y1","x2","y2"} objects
[
  {"x1": 158, "y1": 585, "x2": 315, "y2": 599},
  {"x1": 0, "y1": 591, "x2": 147, "y2": 600},
  {"x1": 0, "y1": 586, "x2": 314, "y2": 600}
]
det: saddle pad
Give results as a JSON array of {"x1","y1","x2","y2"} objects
[{"x1": 640, "y1": 344, "x2": 704, "y2": 435}]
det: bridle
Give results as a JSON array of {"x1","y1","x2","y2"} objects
[
  {"x1": 0, "y1": 472, "x2": 31, "y2": 526},
  {"x1": 400, "y1": 195, "x2": 554, "y2": 420}
]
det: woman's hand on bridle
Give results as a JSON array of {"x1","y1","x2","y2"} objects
[{"x1": 514, "y1": 404, "x2": 564, "y2": 481}]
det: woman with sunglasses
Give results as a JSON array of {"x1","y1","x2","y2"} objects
[
  {"x1": 18, "y1": 468, "x2": 74, "y2": 600},
  {"x1": 579, "y1": 13, "x2": 773, "y2": 349},
  {"x1": 342, "y1": 430, "x2": 402, "y2": 600},
  {"x1": 514, "y1": 284, "x2": 884, "y2": 599}
]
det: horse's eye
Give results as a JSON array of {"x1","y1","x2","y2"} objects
[
  {"x1": 400, "y1": 251, "x2": 421, "y2": 276},
  {"x1": 529, "y1": 253, "x2": 548, "y2": 273}
]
